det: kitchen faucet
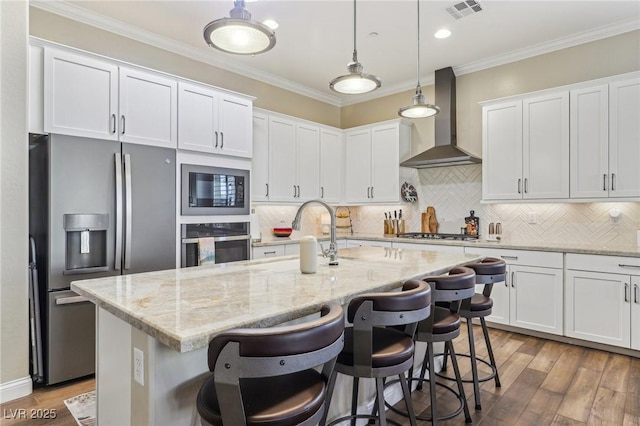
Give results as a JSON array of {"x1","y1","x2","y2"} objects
[{"x1": 292, "y1": 199, "x2": 338, "y2": 265}]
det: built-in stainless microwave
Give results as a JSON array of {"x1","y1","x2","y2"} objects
[{"x1": 181, "y1": 164, "x2": 250, "y2": 215}]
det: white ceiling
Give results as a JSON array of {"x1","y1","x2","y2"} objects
[{"x1": 34, "y1": 0, "x2": 640, "y2": 106}]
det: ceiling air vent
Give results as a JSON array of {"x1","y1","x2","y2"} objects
[{"x1": 446, "y1": 0, "x2": 484, "y2": 20}]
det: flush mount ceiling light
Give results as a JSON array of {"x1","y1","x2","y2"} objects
[
  {"x1": 329, "y1": 0, "x2": 381, "y2": 95},
  {"x1": 203, "y1": 0, "x2": 276, "y2": 55},
  {"x1": 399, "y1": 0, "x2": 440, "y2": 118}
]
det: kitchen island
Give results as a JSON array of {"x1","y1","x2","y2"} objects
[{"x1": 72, "y1": 246, "x2": 483, "y2": 426}]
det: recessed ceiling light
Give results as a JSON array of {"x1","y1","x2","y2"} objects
[
  {"x1": 263, "y1": 19, "x2": 278, "y2": 30},
  {"x1": 434, "y1": 29, "x2": 451, "y2": 39}
]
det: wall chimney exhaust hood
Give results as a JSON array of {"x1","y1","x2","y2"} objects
[{"x1": 400, "y1": 67, "x2": 481, "y2": 168}]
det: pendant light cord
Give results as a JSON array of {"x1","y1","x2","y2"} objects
[
  {"x1": 352, "y1": 0, "x2": 358, "y2": 62},
  {"x1": 416, "y1": 0, "x2": 421, "y2": 91}
]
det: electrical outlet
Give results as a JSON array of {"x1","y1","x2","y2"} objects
[
  {"x1": 133, "y1": 347, "x2": 144, "y2": 386},
  {"x1": 528, "y1": 212, "x2": 537, "y2": 224}
]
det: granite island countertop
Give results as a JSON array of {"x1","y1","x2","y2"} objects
[
  {"x1": 253, "y1": 233, "x2": 640, "y2": 258},
  {"x1": 71, "y1": 247, "x2": 483, "y2": 353}
]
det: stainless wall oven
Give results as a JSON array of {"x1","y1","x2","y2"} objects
[
  {"x1": 181, "y1": 164, "x2": 249, "y2": 215},
  {"x1": 181, "y1": 222, "x2": 250, "y2": 267}
]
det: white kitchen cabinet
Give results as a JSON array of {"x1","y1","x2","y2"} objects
[
  {"x1": 44, "y1": 47, "x2": 178, "y2": 148},
  {"x1": 608, "y1": 78, "x2": 640, "y2": 198},
  {"x1": 251, "y1": 113, "x2": 270, "y2": 202},
  {"x1": 392, "y1": 242, "x2": 464, "y2": 254},
  {"x1": 319, "y1": 128, "x2": 343, "y2": 203},
  {"x1": 44, "y1": 47, "x2": 118, "y2": 141},
  {"x1": 295, "y1": 123, "x2": 321, "y2": 201},
  {"x1": 344, "y1": 120, "x2": 410, "y2": 204},
  {"x1": 345, "y1": 239, "x2": 392, "y2": 248},
  {"x1": 252, "y1": 245, "x2": 285, "y2": 259},
  {"x1": 29, "y1": 45, "x2": 45, "y2": 134},
  {"x1": 178, "y1": 82, "x2": 252, "y2": 158},
  {"x1": 119, "y1": 66, "x2": 177, "y2": 148},
  {"x1": 463, "y1": 247, "x2": 563, "y2": 335},
  {"x1": 569, "y1": 84, "x2": 609, "y2": 198},
  {"x1": 565, "y1": 253, "x2": 640, "y2": 349},
  {"x1": 482, "y1": 92, "x2": 569, "y2": 201}
]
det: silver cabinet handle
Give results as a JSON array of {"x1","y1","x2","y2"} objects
[
  {"x1": 511, "y1": 271, "x2": 515, "y2": 288},
  {"x1": 121, "y1": 115, "x2": 126, "y2": 135},
  {"x1": 634, "y1": 284, "x2": 639, "y2": 304},
  {"x1": 214, "y1": 131, "x2": 219, "y2": 148},
  {"x1": 624, "y1": 283, "x2": 629, "y2": 303},
  {"x1": 321, "y1": 186, "x2": 324, "y2": 198},
  {"x1": 611, "y1": 173, "x2": 616, "y2": 191},
  {"x1": 603, "y1": 174, "x2": 607, "y2": 191},
  {"x1": 524, "y1": 178, "x2": 528, "y2": 194},
  {"x1": 220, "y1": 132, "x2": 224, "y2": 148},
  {"x1": 264, "y1": 251, "x2": 276, "y2": 255},
  {"x1": 298, "y1": 185, "x2": 301, "y2": 198},
  {"x1": 371, "y1": 186, "x2": 374, "y2": 198},
  {"x1": 501, "y1": 255, "x2": 518, "y2": 261},
  {"x1": 293, "y1": 185, "x2": 297, "y2": 197},
  {"x1": 124, "y1": 153, "x2": 133, "y2": 270},
  {"x1": 517, "y1": 179, "x2": 522, "y2": 194},
  {"x1": 56, "y1": 295, "x2": 90, "y2": 305},
  {"x1": 367, "y1": 187, "x2": 370, "y2": 198},
  {"x1": 619, "y1": 264, "x2": 640, "y2": 269},
  {"x1": 265, "y1": 183, "x2": 269, "y2": 197},
  {"x1": 114, "y1": 153, "x2": 123, "y2": 270},
  {"x1": 111, "y1": 114, "x2": 116, "y2": 134}
]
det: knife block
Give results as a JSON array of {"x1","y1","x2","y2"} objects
[{"x1": 384, "y1": 219, "x2": 405, "y2": 236}]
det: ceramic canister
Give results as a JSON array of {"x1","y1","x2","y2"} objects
[{"x1": 300, "y1": 235, "x2": 318, "y2": 274}]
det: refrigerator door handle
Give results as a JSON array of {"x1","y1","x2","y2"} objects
[
  {"x1": 55, "y1": 295, "x2": 90, "y2": 305},
  {"x1": 124, "y1": 153, "x2": 133, "y2": 270},
  {"x1": 114, "y1": 153, "x2": 123, "y2": 270}
]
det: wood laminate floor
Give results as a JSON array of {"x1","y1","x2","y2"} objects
[{"x1": 1, "y1": 325, "x2": 638, "y2": 425}]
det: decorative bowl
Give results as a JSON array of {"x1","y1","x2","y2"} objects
[{"x1": 272, "y1": 227, "x2": 293, "y2": 237}]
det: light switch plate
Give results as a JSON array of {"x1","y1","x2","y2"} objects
[{"x1": 528, "y1": 212, "x2": 537, "y2": 224}]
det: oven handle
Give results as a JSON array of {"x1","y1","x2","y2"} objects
[{"x1": 181, "y1": 235, "x2": 251, "y2": 244}]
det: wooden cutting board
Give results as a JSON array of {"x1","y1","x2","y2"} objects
[{"x1": 422, "y1": 206, "x2": 439, "y2": 233}]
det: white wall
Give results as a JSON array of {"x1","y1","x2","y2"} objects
[{"x1": 0, "y1": 0, "x2": 31, "y2": 403}]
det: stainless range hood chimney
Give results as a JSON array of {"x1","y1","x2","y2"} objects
[{"x1": 400, "y1": 67, "x2": 481, "y2": 168}]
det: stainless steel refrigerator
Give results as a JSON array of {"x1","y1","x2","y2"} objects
[{"x1": 29, "y1": 133, "x2": 176, "y2": 385}]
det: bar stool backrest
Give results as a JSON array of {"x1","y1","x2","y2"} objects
[
  {"x1": 466, "y1": 257, "x2": 507, "y2": 297},
  {"x1": 207, "y1": 302, "x2": 345, "y2": 424}
]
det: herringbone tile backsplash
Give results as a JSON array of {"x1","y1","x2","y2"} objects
[{"x1": 255, "y1": 165, "x2": 639, "y2": 246}]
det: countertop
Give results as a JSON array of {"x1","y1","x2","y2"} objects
[
  {"x1": 253, "y1": 233, "x2": 640, "y2": 258},
  {"x1": 71, "y1": 247, "x2": 483, "y2": 353}
]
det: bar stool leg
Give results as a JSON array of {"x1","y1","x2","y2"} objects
[
  {"x1": 375, "y1": 378, "x2": 388, "y2": 426},
  {"x1": 398, "y1": 373, "x2": 418, "y2": 426},
  {"x1": 447, "y1": 340, "x2": 472, "y2": 423},
  {"x1": 351, "y1": 377, "x2": 359, "y2": 426},
  {"x1": 481, "y1": 317, "x2": 501, "y2": 388},
  {"x1": 416, "y1": 344, "x2": 430, "y2": 391},
  {"x1": 427, "y1": 342, "x2": 438, "y2": 426},
  {"x1": 466, "y1": 318, "x2": 482, "y2": 410},
  {"x1": 320, "y1": 370, "x2": 338, "y2": 426}
]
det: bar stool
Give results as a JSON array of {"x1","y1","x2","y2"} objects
[
  {"x1": 321, "y1": 280, "x2": 432, "y2": 426},
  {"x1": 196, "y1": 302, "x2": 344, "y2": 426},
  {"x1": 440, "y1": 257, "x2": 505, "y2": 410},
  {"x1": 387, "y1": 266, "x2": 476, "y2": 425}
]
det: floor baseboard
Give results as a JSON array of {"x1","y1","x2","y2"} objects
[{"x1": 0, "y1": 377, "x2": 33, "y2": 404}]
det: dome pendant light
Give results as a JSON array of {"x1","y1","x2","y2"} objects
[
  {"x1": 203, "y1": 0, "x2": 276, "y2": 55},
  {"x1": 399, "y1": 0, "x2": 439, "y2": 118},
  {"x1": 330, "y1": 0, "x2": 381, "y2": 95}
]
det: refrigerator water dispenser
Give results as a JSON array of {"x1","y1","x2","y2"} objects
[{"x1": 63, "y1": 214, "x2": 109, "y2": 274}]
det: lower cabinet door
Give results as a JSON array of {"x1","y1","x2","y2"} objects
[
  {"x1": 565, "y1": 270, "x2": 631, "y2": 348},
  {"x1": 510, "y1": 265, "x2": 563, "y2": 335},
  {"x1": 480, "y1": 273, "x2": 510, "y2": 325},
  {"x1": 631, "y1": 276, "x2": 640, "y2": 351}
]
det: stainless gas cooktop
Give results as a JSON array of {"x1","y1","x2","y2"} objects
[{"x1": 396, "y1": 232, "x2": 479, "y2": 241}]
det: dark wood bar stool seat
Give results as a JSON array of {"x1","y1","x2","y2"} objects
[
  {"x1": 386, "y1": 266, "x2": 476, "y2": 425},
  {"x1": 196, "y1": 302, "x2": 345, "y2": 426},
  {"x1": 438, "y1": 257, "x2": 505, "y2": 411},
  {"x1": 322, "y1": 280, "x2": 432, "y2": 426}
]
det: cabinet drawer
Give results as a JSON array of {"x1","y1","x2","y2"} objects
[
  {"x1": 566, "y1": 253, "x2": 640, "y2": 274},
  {"x1": 252, "y1": 245, "x2": 285, "y2": 259},
  {"x1": 463, "y1": 247, "x2": 563, "y2": 268},
  {"x1": 393, "y1": 242, "x2": 464, "y2": 254}
]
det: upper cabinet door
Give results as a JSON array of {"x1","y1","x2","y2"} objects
[
  {"x1": 218, "y1": 94, "x2": 253, "y2": 158},
  {"x1": 344, "y1": 129, "x2": 372, "y2": 203},
  {"x1": 44, "y1": 47, "x2": 118, "y2": 140},
  {"x1": 178, "y1": 82, "x2": 218, "y2": 153},
  {"x1": 295, "y1": 123, "x2": 320, "y2": 201},
  {"x1": 570, "y1": 85, "x2": 609, "y2": 198},
  {"x1": 522, "y1": 91, "x2": 569, "y2": 199},
  {"x1": 320, "y1": 128, "x2": 343, "y2": 203},
  {"x1": 251, "y1": 113, "x2": 270, "y2": 202},
  {"x1": 267, "y1": 116, "x2": 297, "y2": 202},
  {"x1": 482, "y1": 100, "x2": 523, "y2": 200},
  {"x1": 609, "y1": 78, "x2": 640, "y2": 198},
  {"x1": 370, "y1": 124, "x2": 400, "y2": 203},
  {"x1": 118, "y1": 66, "x2": 177, "y2": 148}
]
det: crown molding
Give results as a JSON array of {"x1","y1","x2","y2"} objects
[{"x1": 31, "y1": 1, "x2": 639, "y2": 109}]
